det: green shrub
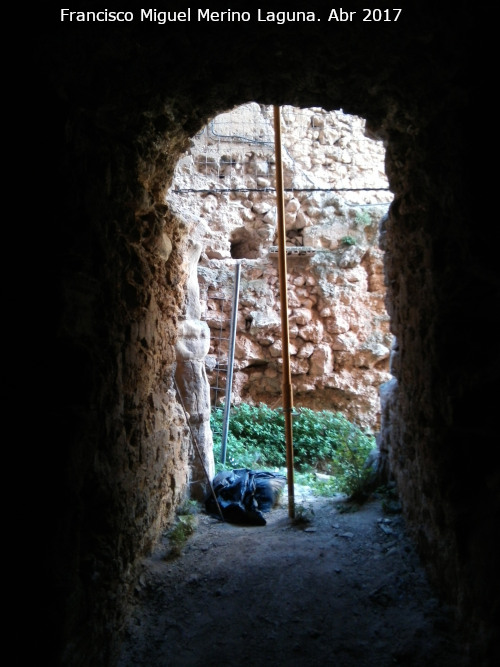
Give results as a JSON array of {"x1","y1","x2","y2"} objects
[
  {"x1": 210, "y1": 403, "x2": 376, "y2": 498},
  {"x1": 354, "y1": 210, "x2": 373, "y2": 227},
  {"x1": 211, "y1": 403, "x2": 285, "y2": 469},
  {"x1": 293, "y1": 408, "x2": 343, "y2": 472},
  {"x1": 165, "y1": 514, "x2": 197, "y2": 559}
]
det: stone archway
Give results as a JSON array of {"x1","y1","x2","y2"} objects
[{"x1": 168, "y1": 103, "x2": 394, "y2": 474}]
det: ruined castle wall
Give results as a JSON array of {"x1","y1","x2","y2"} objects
[{"x1": 169, "y1": 104, "x2": 394, "y2": 431}]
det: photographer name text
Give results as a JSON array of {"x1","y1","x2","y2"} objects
[{"x1": 60, "y1": 8, "x2": 403, "y2": 24}]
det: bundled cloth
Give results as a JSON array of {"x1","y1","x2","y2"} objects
[{"x1": 206, "y1": 468, "x2": 287, "y2": 525}]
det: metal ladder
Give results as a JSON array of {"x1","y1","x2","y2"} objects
[{"x1": 206, "y1": 262, "x2": 241, "y2": 463}]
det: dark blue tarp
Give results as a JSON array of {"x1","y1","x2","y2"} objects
[{"x1": 206, "y1": 468, "x2": 287, "y2": 525}]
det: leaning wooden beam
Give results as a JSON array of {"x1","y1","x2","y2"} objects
[{"x1": 273, "y1": 105, "x2": 295, "y2": 519}]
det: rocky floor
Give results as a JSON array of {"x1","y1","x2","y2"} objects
[{"x1": 117, "y1": 488, "x2": 468, "y2": 667}]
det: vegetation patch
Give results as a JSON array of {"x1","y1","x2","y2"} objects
[
  {"x1": 164, "y1": 500, "x2": 202, "y2": 559},
  {"x1": 211, "y1": 403, "x2": 377, "y2": 500}
]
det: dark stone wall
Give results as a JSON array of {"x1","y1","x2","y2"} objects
[{"x1": 31, "y1": 4, "x2": 497, "y2": 665}]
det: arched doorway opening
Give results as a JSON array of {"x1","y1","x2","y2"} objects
[{"x1": 167, "y1": 102, "x2": 394, "y2": 495}]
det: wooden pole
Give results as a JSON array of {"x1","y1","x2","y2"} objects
[{"x1": 273, "y1": 105, "x2": 295, "y2": 519}]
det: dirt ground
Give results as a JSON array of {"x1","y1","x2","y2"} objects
[{"x1": 117, "y1": 485, "x2": 468, "y2": 667}]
